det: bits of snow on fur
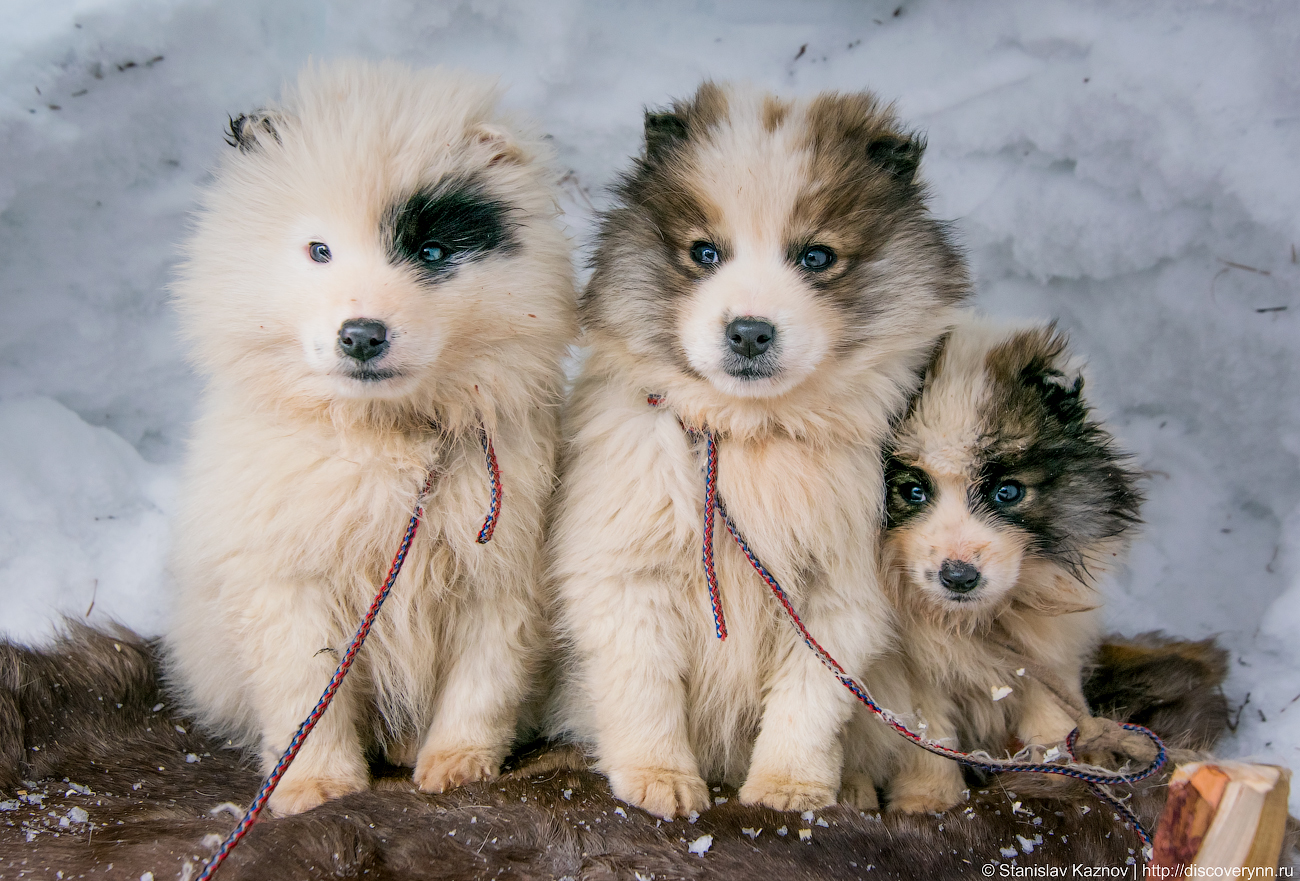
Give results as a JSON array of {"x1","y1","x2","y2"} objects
[{"x1": 687, "y1": 834, "x2": 712, "y2": 856}]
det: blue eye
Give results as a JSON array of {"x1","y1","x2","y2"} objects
[
  {"x1": 690, "y1": 241, "x2": 720, "y2": 265},
  {"x1": 308, "y1": 242, "x2": 332, "y2": 263},
  {"x1": 798, "y1": 245, "x2": 836, "y2": 271},
  {"x1": 897, "y1": 481, "x2": 928, "y2": 505},
  {"x1": 419, "y1": 242, "x2": 448, "y2": 264},
  {"x1": 992, "y1": 481, "x2": 1025, "y2": 506}
]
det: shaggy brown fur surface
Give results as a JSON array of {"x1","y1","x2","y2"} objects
[{"x1": 0, "y1": 624, "x2": 1287, "y2": 880}]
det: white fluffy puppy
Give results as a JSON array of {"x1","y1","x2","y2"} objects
[
  {"x1": 842, "y1": 318, "x2": 1143, "y2": 813},
  {"x1": 165, "y1": 61, "x2": 576, "y2": 815},
  {"x1": 548, "y1": 83, "x2": 968, "y2": 818}
]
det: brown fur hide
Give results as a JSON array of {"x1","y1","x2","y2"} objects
[{"x1": 0, "y1": 624, "x2": 1289, "y2": 879}]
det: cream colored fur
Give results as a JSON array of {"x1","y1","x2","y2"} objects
[
  {"x1": 164, "y1": 61, "x2": 576, "y2": 815},
  {"x1": 549, "y1": 86, "x2": 962, "y2": 819},
  {"x1": 843, "y1": 317, "x2": 1120, "y2": 814}
]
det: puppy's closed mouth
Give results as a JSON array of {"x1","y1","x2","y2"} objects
[
  {"x1": 344, "y1": 367, "x2": 400, "y2": 383},
  {"x1": 721, "y1": 353, "x2": 780, "y2": 380}
]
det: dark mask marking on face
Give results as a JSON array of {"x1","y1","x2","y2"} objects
[
  {"x1": 977, "y1": 325, "x2": 1143, "y2": 575},
  {"x1": 791, "y1": 94, "x2": 968, "y2": 344},
  {"x1": 884, "y1": 458, "x2": 936, "y2": 529},
  {"x1": 389, "y1": 180, "x2": 517, "y2": 281}
]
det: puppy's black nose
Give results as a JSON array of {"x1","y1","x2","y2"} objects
[
  {"x1": 725, "y1": 317, "x2": 775, "y2": 358},
  {"x1": 338, "y1": 319, "x2": 389, "y2": 362},
  {"x1": 938, "y1": 559, "x2": 981, "y2": 594}
]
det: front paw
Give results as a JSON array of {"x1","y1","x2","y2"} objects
[
  {"x1": 739, "y1": 773, "x2": 836, "y2": 813},
  {"x1": 838, "y1": 773, "x2": 880, "y2": 811},
  {"x1": 268, "y1": 772, "x2": 367, "y2": 816},
  {"x1": 414, "y1": 746, "x2": 500, "y2": 794},
  {"x1": 887, "y1": 789, "x2": 961, "y2": 814},
  {"x1": 608, "y1": 766, "x2": 709, "y2": 819}
]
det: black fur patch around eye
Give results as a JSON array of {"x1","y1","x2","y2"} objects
[
  {"x1": 389, "y1": 181, "x2": 517, "y2": 280},
  {"x1": 884, "y1": 460, "x2": 935, "y2": 529}
]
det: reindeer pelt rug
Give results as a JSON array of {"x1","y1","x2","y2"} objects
[{"x1": 0, "y1": 624, "x2": 1289, "y2": 880}]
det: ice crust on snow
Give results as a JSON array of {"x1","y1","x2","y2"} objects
[{"x1": 2, "y1": 0, "x2": 1299, "y2": 810}]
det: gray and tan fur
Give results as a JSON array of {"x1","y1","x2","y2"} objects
[
  {"x1": 547, "y1": 82, "x2": 968, "y2": 819},
  {"x1": 164, "y1": 60, "x2": 576, "y2": 815},
  {"x1": 843, "y1": 317, "x2": 1143, "y2": 813}
]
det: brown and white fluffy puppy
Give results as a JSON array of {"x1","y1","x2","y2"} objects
[
  {"x1": 842, "y1": 318, "x2": 1143, "y2": 814},
  {"x1": 548, "y1": 83, "x2": 968, "y2": 819},
  {"x1": 164, "y1": 61, "x2": 576, "y2": 815}
]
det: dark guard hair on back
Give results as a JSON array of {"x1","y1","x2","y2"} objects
[
  {"x1": 978, "y1": 324, "x2": 1143, "y2": 575},
  {"x1": 580, "y1": 81, "x2": 968, "y2": 369},
  {"x1": 388, "y1": 178, "x2": 518, "y2": 280}
]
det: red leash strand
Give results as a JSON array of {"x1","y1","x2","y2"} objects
[
  {"x1": 647, "y1": 394, "x2": 1167, "y2": 850},
  {"x1": 199, "y1": 432, "x2": 502, "y2": 880}
]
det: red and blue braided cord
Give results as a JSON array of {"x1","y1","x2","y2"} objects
[
  {"x1": 647, "y1": 394, "x2": 1166, "y2": 850},
  {"x1": 199, "y1": 431, "x2": 502, "y2": 880},
  {"x1": 701, "y1": 431, "x2": 727, "y2": 640},
  {"x1": 476, "y1": 430, "x2": 502, "y2": 544}
]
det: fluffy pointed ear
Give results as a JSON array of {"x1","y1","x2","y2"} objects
[
  {"x1": 1021, "y1": 329, "x2": 1087, "y2": 424},
  {"x1": 643, "y1": 110, "x2": 690, "y2": 163},
  {"x1": 866, "y1": 131, "x2": 926, "y2": 182},
  {"x1": 1034, "y1": 365, "x2": 1086, "y2": 423},
  {"x1": 224, "y1": 110, "x2": 284, "y2": 153},
  {"x1": 471, "y1": 122, "x2": 527, "y2": 167}
]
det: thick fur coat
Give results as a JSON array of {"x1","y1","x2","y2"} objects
[
  {"x1": 164, "y1": 61, "x2": 576, "y2": 815},
  {"x1": 844, "y1": 319, "x2": 1145, "y2": 813},
  {"x1": 547, "y1": 82, "x2": 968, "y2": 819},
  {"x1": 0, "y1": 624, "x2": 1254, "y2": 880}
]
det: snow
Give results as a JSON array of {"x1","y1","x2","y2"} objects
[{"x1": 1, "y1": 0, "x2": 1298, "y2": 807}]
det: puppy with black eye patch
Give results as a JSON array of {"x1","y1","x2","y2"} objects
[
  {"x1": 547, "y1": 82, "x2": 967, "y2": 819},
  {"x1": 840, "y1": 317, "x2": 1143, "y2": 814},
  {"x1": 164, "y1": 61, "x2": 576, "y2": 816}
]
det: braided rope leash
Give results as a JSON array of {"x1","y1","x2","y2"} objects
[
  {"x1": 198, "y1": 430, "x2": 502, "y2": 881},
  {"x1": 646, "y1": 395, "x2": 1167, "y2": 850}
]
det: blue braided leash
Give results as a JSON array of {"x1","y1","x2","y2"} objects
[
  {"x1": 647, "y1": 394, "x2": 1167, "y2": 849},
  {"x1": 198, "y1": 430, "x2": 502, "y2": 880}
]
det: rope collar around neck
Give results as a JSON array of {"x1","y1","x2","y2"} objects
[
  {"x1": 646, "y1": 393, "x2": 1167, "y2": 853},
  {"x1": 199, "y1": 427, "x2": 502, "y2": 880}
]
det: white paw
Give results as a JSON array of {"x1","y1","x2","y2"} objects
[
  {"x1": 414, "y1": 746, "x2": 500, "y2": 793},
  {"x1": 739, "y1": 773, "x2": 836, "y2": 812},
  {"x1": 608, "y1": 766, "x2": 710, "y2": 819}
]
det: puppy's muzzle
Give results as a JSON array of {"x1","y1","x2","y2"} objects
[
  {"x1": 725, "y1": 317, "x2": 775, "y2": 358},
  {"x1": 938, "y1": 558, "x2": 981, "y2": 594},
  {"x1": 721, "y1": 316, "x2": 779, "y2": 380},
  {"x1": 339, "y1": 319, "x2": 389, "y2": 362}
]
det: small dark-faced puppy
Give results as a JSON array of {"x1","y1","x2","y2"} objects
[
  {"x1": 548, "y1": 82, "x2": 968, "y2": 819},
  {"x1": 842, "y1": 317, "x2": 1143, "y2": 813}
]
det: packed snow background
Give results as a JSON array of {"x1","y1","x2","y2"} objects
[{"x1": 2, "y1": 0, "x2": 1298, "y2": 807}]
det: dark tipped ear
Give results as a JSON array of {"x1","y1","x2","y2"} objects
[
  {"x1": 1032, "y1": 367, "x2": 1085, "y2": 423},
  {"x1": 643, "y1": 110, "x2": 690, "y2": 163},
  {"x1": 866, "y1": 132, "x2": 925, "y2": 182},
  {"x1": 224, "y1": 110, "x2": 282, "y2": 153}
]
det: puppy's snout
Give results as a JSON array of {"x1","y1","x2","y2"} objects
[
  {"x1": 938, "y1": 559, "x2": 981, "y2": 594},
  {"x1": 725, "y1": 317, "x2": 775, "y2": 358},
  {"x1": 338, "y1": 319, "x2": 389, "y2": 362}
]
